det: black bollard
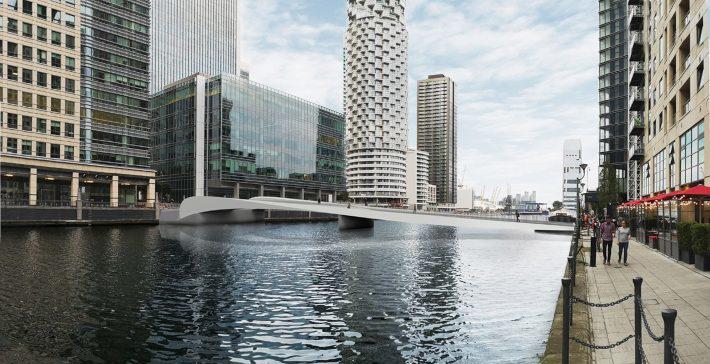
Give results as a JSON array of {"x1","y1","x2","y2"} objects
[
  {"x1": 634, "y1": 277, "x2": 643, "y2": 364},
  {"x1": 590, "y1": 236, "x2": 597, "y2": 267},
  {"x1": 562, "y1": 278, "x2": 571, "y2": 364},
  {"x1": 662, "y1": 309, "x2": 677, "y2": 364}
]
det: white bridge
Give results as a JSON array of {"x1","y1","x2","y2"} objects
[{"x1": 160, "y1": 196, "x2": 573, "y2": 232}]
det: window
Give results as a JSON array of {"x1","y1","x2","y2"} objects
[
  {"x1": 50, "y1": 143, "x2": 60, "y2": 158},
  {"x1": 65, "y1": 34, "x2": 74, "y2": 49},
  {"x1": 65, "y1": 56, "x2": 74, "y2": 70},
  {"x1": 654, "y1": 151, "x2": 665, "y2": 192},
  {"x1": 36, "y1": 118, "x2": 46, "y2": 132},
  {"x1": 7, "y1": 89, "x2": 18, "y2": 104},
  {"x1": 64, "y1": 100, "x2": 74, "y2": 115},
  {"x1": 22, "y1": 45, "x2": 31, "y2": 60},
  {"x1": 36, "y1": 26, "x2": 46, "y2": 41},
  {"x1": 698, "y1": 61, "x2": 706, "y2": 90},
  {"x1": 50, "y1": 120, "x2": 60, "y2": 135},
  {"x1": 7, "y1": 113, "x2": 18, "y2": 128},
  {"x1": 21, "y1": 21, "x2": 31, "y2": 37},
  {"x1": 64, "y1": 146, "x2": 74, "y2": 160},
  {"x1": 36, "y1": 94, "x2": 46, "y2": 109},
  {"x1": 51, "y1": 9, "x2": 61, "y2": 24},
  {"x1": 7, "y1": 65, "x2": 18, "y2": 81},
  {"x1": 680, "y1": 121, "x2": 705, "y2": 184},
  {"x1": 65, "y1": 78, "x2": 74, "y2": 92},
  {"x1": 22, "y1": 1, "x2": 33, "y2": 15},
  {"x1": 37, "y1": 49, "x2": 46, "y2": 63},
  {"x1": 36, "y1": 4, "x2": 46, "y2": 19},
  {"x1": 8, "y1": 18, "x2": 18, "y2": 33},
  {"x1": 50, "y1": 98, "x2": 61, "y2": 113},
  {"x1": 21, "y1": 140, "x2": 31, "y2": 155},
  {"x1": 21, "y1": 91, "x2": 31, "y2": 107},
  {"x1": 697, "y1": 18, "x2": 705, "y2": 45},
  {"x1": 7, "y1": 0, "x2": 18, "y2": 11},
  {"x1": 22, "y1": 115, "x2": 31, "y2": 131},
  {"x1": 51, "y1": 75, "x2": 60, "y2": 89},
  {"x1": 7, "y1": 138, "x2": 18, "y2": 154},
  {"x1": 7, "y1": 42, "x2": 18, "y2": 57},
  {"x1": 36, "y1": 141, "x2": 45, "y2": 157},
  {"x1": 64, "y1": 122, "x2": 74, "y2": 137},
  {"x1": 64, "y1": 13, "x2": 74, "y2": 28},
  {"x1": 51, "y1": 53, "x2": 61, "y2": 68},
  {"x1": 36, "y1": 71, "x2": 46, "y2": 86},
  {"x1": 51, "y1": 31, "x2": 61, "y2": 45},
  {"x1": 21, "y1": 68, "x2": 31, "y2": 83}
]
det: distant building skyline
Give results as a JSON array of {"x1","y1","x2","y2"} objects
[{"x1": 150, "y1": 0, "x2": 240, "y2": 93}]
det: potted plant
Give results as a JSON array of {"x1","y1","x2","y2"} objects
[
  {"x1": 678, "y1": 222, "x2": 695, "y2": 264},
  {"x1": 692, "y1": 223, "x2": 710, "y2": 271}
]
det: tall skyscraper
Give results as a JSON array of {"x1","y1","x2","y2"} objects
[
  {"x1": 405, "y1": 149, "x2": 430, "y2": 209},
  {"x1": 599, "y1": 0, "x2": 628, "y2": 199},
  {"x1": 344, "y1": 0, "x2": 409, "y2": 206},
  {"x1": 562, "y1": 140, "x2": 583, "y2": 211},
  {"x1": 417, "y1": 74, "x2": 457, "y2": 204},
  {"x1": 80, "y1": 0, "x2": 152, "y2": 169},
  {"x1": 150, "y1": 0, "x2": 240, "y2": 93},
  {"x1": 1, "y1": 0, "x2": 155, "y2": 208}
]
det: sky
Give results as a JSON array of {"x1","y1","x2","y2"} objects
[{"x1": 240, "y1": 0, "x2": 599, "y2": 205}]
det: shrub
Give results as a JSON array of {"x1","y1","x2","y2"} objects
[
  {"x1": 677, "y1": 222, "x2": 694, "y2": 251},
  {"x1": 691, "y1": 223, "x2": 710, "y2": 256}
]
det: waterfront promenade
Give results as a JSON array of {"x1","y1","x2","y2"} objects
[{"x1": 584, "y1": 239, "x2": 710, "y2": 363}]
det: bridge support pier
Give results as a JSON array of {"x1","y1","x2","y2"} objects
[{"x1": 338, "y1": 215, "x2": 374, "y2": 230}]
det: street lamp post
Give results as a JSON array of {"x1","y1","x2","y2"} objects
[{"x1": 575, "y1": 163, "x2": 588, "y2": 247}]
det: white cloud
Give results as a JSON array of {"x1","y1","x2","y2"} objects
[{"x1": 240, "y1": 0, "x2": 600, "y2": 204}]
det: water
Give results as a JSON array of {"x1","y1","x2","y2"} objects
[{"x1": 0, "y1": 222, "x2": 569, "y2": 363}]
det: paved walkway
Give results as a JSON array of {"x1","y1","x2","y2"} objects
[{"x1": 584, "y1": 238, "x2": 710, "y2": 364}]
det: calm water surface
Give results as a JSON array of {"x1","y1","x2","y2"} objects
[{"x1": 0, "y1": 222, "x2": 569, "y2": 363}]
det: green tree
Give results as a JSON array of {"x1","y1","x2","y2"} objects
[
  {"x1": 552, "y1": 201, "x2": 563, "y2": 211},
  {"x1": 595, "y1": 164, "x2": 622, "y2": 215}
]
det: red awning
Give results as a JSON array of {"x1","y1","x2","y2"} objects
[{"x1": 665, "y1": 185, "x2": 710, "y2": 200}]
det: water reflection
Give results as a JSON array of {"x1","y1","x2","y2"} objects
[{"x1": 0, "y1": 222, "x2": 568, "y2": 363}]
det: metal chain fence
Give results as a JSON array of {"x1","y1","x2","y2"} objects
[
  {"x1": 571, "y1": 294, "x2": 634, "y2": 308},
  {"x1": 637, "y1": 297, "x2": 665, "y2": 342},
  {"x1": 571, "y1": 334, "x2": 634, "y2": 350}
]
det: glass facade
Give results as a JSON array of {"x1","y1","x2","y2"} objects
[
  {"x1": 680, "y1": 121, "x2": 705, "y2": 185},
  {"x1": 599, "y1": 0, "x2": 628, "y2": 194},
  {"x1": 80, "y1": 0, "x2": 151, "y2": 168},
  {"x1": 152, "y1": 74, "x2": 346, "y2": 203},
  {"x1": 150, "y1": 0, "x2": 239, "y2": 93}
]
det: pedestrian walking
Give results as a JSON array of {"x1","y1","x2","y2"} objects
[
  {"x1": 617, "y1": 220, "x2": 631, "y2": 266},
  {"x1": 600, "y1": 216, "x2": 616, "y2": 265},
  {"x1": 515, "y1": 210, "x2": 520, "y2": 222}
]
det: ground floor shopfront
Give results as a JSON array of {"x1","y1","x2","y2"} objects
[{"x1": 0, "y1": 155, "x2": 155, "y2": 208}]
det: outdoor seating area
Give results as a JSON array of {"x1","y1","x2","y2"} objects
[{"x1": 619, "y1": 185, "x2": 710, "y2": 271}]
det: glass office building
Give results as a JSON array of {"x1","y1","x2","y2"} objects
[
  {"x1": 152, "y1": 74, "x2": 346, "y2": 202},
  {"x1": 150, "y1": 0, "x2": 240, "y2": 93},
  {"x1": 599, "y1": 0, "x2": 628, "y2": 198}
]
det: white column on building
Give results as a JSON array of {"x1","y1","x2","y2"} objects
[
  {"x1": 71, "y1": 172, "x2": 79, "y2": 206},
  {"x1": 194, "y1": 75, "x2": 207, "y2": 197},
  {"x1": 110, "y1": 175, "x2": 119, "y2": 207},
  {"x1": 147, "y1": 178, "x2": 156, "y2": 208},
  {"x1": 29, "y1": 168, "x2": 38, "y2": 206}
]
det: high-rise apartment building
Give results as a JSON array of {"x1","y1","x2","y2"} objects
[
  {"x1": 405, "y1": 149, "x2": 429, "y2": 209},
  {"x1": 151, "y1": 73, "x2": 346, "y2": 203},
  {"x1": 562, "y1": 139, "x2": 583, "y2": 211},
  {"x1": 1, "y1": 0, "x2": 155, "y2": 207},
  {"x1": 635, "y1": 0, "x2": 709, "y2": 198},
  {"x1": 344, "y1": 0, "x2": 409, "y2": 206},
  {"x1": 80, "y1": 0, "x2": 151, "y2": 169},
  {"x1": 417, "y1": 74, "x2": 457, "y2": 204},
  {"x1": 150, "y1": 0, "x2": 240, "y2": 93},
  {"x1": 599, "y1": 0, "x2": 629, "y2": 199}
]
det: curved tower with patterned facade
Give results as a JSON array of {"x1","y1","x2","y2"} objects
[{"x1": 344, "y1": 0, "x2": 409, "y2": 206}]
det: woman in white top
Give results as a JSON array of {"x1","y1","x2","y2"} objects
[{"x1": 617, "y1": 220, "x2": 631, "y2": 266}]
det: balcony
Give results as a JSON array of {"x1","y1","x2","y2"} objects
[
  {"x1": 628, "y1": 5, "x2": 643, "y2": 31},
  {"x1": 627, "y1": 0, "x2": 641, "y2": 5},
  {"x1": 629, "y1": 141, "x2": 645, "y2": 161},
  {"x1": 629, "y1": 61, "x2": 645, "y2": 86},
  {"x1": 628, "y1": 112, "x2": 644, "y2": 136},
  {"x1": 629, "y1": 31, "x2": 644, "y2": 61},
  {"x1": 629, "y1": 86, "x2": 645, "y2": 111}
]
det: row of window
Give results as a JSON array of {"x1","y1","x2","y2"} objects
[
  {"x1": 642, "y1": 121, "x2": 705, "y2": 194},
  {"x1": 1, "y1": 87, "x2": 76, "y2": 115},
  {"x1": 1, "y1": 41, "x2": 77, "y2": 71},
  {"x1": 3, "y1": 19, "x2": 76, "y2": 50},
  {"x1": 3, "y1": 0, "x2": 76, "y2": 28},
  {"x1": 2, "y1": 64, "x2": 76, "y2": 92},
  {"x1": 2, "y1": 137, "x2": 74, "y2": 160},
  {"x1": 2, "y1": 112, "x2": 75, "y2": 137}
]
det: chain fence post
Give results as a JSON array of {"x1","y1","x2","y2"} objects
[
  {"x1": 562, "y1": 278, "x2": 571, "y2": 364},
  {"x1": 634, "y1": 277, "x2": 643, "y2": 364},
  {"x1": 662, "y1": 308, "x2": 677, "y2": 364},
  {"x1": 590, "y1": 236, "x2": 597, "y2": 267},
  {"x1": 568, "y1": 255, "x2": 575, "y2": 288}
]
